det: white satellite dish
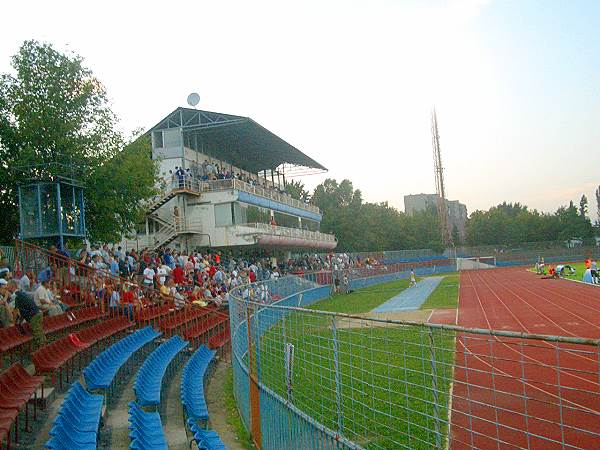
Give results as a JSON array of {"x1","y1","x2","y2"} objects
[{"x1": 187, "y1": 92, "x2": 200, "y2": 107}]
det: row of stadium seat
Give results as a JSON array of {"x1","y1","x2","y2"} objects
[
  {"x1": 183, "y1": 314, "x2": 229, "y2": 348},
  {"x1": 207, "y1": 324, "x2": 231, "y2": 351},
  {"x1": 33, "y1": 316, "x2": 132, "y2": 388},
  {"x1": 0, "y1": 363, "x2": 44, "y2": 447},
  {"x1": 128, "y1": 401, "x2": 167, "y2": 449},
  {"x1": 181, "y1": 345, "x2": 215, "y2": 422},
  {"x1": 181, "y1": 346, "x2": 227, "y2": 449},
  {"x1": 133, "y1": 304, "x2": 171, "y2": 327},
  {"x1": 0, "y1": 306, "x2": 104, "y2": 362},
  {"x1": 158, "y1": 306, "x2": 215, "y2": 337},
  {"x1": 187, "y1": 419, "x2": 227, "y2": 450},
  {"x1": 84, "y1": 327, "x2": 161, "y2": 392},
  {"x1": 134, "y1": 335, "x2": 188, "y2": 407},
  {"x1": 45, "y1": 382, "x2": 103, "y2": 450}
]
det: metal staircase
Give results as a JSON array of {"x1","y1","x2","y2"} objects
[
  {"x1": 149, "y1": 215, "x2": 204, "y2": 250},
  {"x1": 153, "y1": 221, "x2": 178, "y2": 249},
  {"x1": 147, "y1": 179, "x2": 202, "y2": 214}
]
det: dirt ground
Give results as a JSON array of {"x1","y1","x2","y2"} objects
[{"x1": 205, "y1": 352, "x2": 251, "y2": 450}]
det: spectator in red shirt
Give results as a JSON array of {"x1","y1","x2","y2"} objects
[{"x1": 172, "y1": 264, "x2": 185, "y2": 285}]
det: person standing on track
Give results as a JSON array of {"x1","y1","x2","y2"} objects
[
  {"x1": 591, "y1": 260, "x2": 598, "y2": 284},
  {"x1": 409, "y1": 269, "x2": 417, "y2": 287}
]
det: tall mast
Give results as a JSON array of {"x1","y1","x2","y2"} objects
[{"x1": 431, "y1": 108, "x2": 452, "y2": 246}]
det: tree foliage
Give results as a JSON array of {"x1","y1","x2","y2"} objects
[
  {"x1": 284, "y1": 179, "x2": 310, "y2": 202},
  {"x1": 312, "y1": 179, "x2": 596, "y2": 251},
  {"x1": 0, "y1": 40, "x2": 158, "y2": 245},
  {"x1": 595, "y1": 185, "x2": 600, "y2": 226},
  {"x1": 465, "y1": 201, "x2": 594, "y2": 246},
  {"x1": 311, "y1": 178, "x2": 444, "y2": 252},
  {"x1": 579, "y1": 194, "x2": 588, "y2": 217}
]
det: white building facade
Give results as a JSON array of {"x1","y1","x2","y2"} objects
[{"x1": 122, "y1": 108, "x2": 337, "y2": 254}]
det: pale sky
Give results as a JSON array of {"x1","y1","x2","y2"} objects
[{"x1": 2, "y1": 0, "x2": 599, "y2": 220}]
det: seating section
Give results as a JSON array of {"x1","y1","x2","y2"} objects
[
  {"x1": 181, "y1": 345, "x2": 216, "y2": 422},
  {"x1": 134, "y1": 304, "x2": 171, "y2": 325},
  {"x1": 43, "y1": 307, "x2": 105, "y2": 333},
  {"x1": 33, "y1": 317, "x2": 133, "y2": 386},
  {"x1": 183, "y1": 314, "x2": 229, "y2": 347},
  {"x1": 128, "y1": 401, "x2": 167, "y2": 450},
  {"x1": 0, "y1": 363, "x2": 44, "y2": 445},
  {"x1": 158, "y1": 306, "x2": 214, "y2": 337},
  {"x1": 84, "y1": 327, "x2": 161, "y2": 391},
  {"x1": 188, "y1": 419, "x2": 227, "y2": 450},
  {"x1": 134, "y1": 335, "x2": 188, "y2": 407},
  {"x1": 0, "y1": 307, "x2": 104, "y2": 358},
  {"x1": 78, "y1": 316, "x2": 132, "y2": 346},
  {"x1": 45, "y1": 381, "x2": 103, "y2": 450},
  {"x1": 208, "y1": 324, "x2": 231, "y2": 350}
]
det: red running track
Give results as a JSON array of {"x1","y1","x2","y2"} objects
[{"x1": 450, "y1": 268, "x2": 600, "y2": 450}]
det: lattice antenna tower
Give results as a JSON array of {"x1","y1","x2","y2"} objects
[{"x1": 431, "y1": 108, "x2": 453, "y2": 246}]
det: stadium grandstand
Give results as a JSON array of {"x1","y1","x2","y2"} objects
[
  {"x1": 121, "y1": 107, "x2": 337, "y2": 254},
  {"x1": 2, "y1": 107, "x2": 600, "y2": 449}
]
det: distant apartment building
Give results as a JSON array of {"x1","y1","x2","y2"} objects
[{"x1": 404, "y1": 194, "x2": 468, "y2": 239}]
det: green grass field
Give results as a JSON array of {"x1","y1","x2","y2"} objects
[
  {"x1": 306, "y1": 278, "x2": 411, "y2": 314},
  {"x1": 559, "y1": 262, "x2": 586, "y2": 280},
  {"x1": 256, "y1": 277, "x2": 457, "y2": 449},
  {"x1": 420, "y1": 274, "x2": 460, "y2": 310},
  {"x1": 529, "y1": 262, "x2": 587, "y2": 281}
]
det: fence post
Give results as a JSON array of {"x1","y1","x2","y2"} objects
[
  {"x1": 246, "y1": 302, "x2": 262, "y2": 449},
  {"x1": 332, "y1": 316, "x2": 344, "y2": 436},
  {"x1": 428, "y1": 328, "x2": 441, "y2": 449}
]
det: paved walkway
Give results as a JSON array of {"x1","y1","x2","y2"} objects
[{"x1": 371, "y1": 276, "x2": 444, "y2": 313}]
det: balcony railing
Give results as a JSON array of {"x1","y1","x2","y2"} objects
[
  {"x1": 164, "y1": 175, "x2": 321, "y2": 215},
  {"x1": 237, "y1": 222, "x2": 337, "y2": 243}
]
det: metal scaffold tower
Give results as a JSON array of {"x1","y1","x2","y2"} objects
[{"x1": 431, "y1": 108, "x2": 453, "y2": 247}]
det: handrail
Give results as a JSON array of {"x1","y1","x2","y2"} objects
[
  {"x1": 157, "y1": 175, "x2": 321, "y2": 215},
  {"x1": 237, "y1": 222, "x2": 336, "y2": 242},
  {"x1": 13, "y1": 239, "x2": 230, "y2": 321}
]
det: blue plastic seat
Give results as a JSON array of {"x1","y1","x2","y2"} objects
[
  {"x1": 134, "y1": 335, "x2": 188, "y2": 406},
  {"x1": 188, "y1": 421, "x2": 227, "y2": 450},
  {"x1": 181, "y1": 345, "x2": 216, "y2": 421},
  {"x1": 44, "y1": 381, "x2": 103, "y2": 449},
  {"x1": 85, "y1": 327, "x2": 161, "y2": 390},
  {"x1": 128, "y1": 401, "x2": 168, "y2": 449}
]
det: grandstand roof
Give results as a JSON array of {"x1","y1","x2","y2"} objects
[{"x1": 148, "y1": 107, "x2": 327, "y2": 173}]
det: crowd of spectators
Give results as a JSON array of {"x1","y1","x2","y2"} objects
[
  {"x1": 0, "y1": 243, "x2": 378, "y2": 347},
  {"x1": 162, "y1": 161, "x2": 309, "y2": 202},
  {"x1": 0, "y1": 255, "x2": 74, "y2": 348}
]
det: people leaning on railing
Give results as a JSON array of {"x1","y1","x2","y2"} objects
[
  {"x1": 9, "y1": 241, "x2": 420, "y2": 332},
  {"x1": 163, "y1": 164, "x2": 316, "y2": 208}
]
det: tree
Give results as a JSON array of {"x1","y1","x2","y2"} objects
[
  {"x1": 85, "y1": 134, "x2": 159, "y2": 243},
  {"x1": 465, "y1": 200, "x2": 593, "y2": 246},
  {"x1": 284, "y1": 179, "x2": 310, "y2": 202},
  {"x1": 311, "y1": 178, "x2": 442, "y2": 252},
  {"x1": 0, "y1": 40, "x2": 158, "y2": 245},
  {"x1": 451, "y1": 224, "x2": 461, "y2": 246},
  {"x1": 579, "y1": 194, "x2": 588, "y2": 217}
]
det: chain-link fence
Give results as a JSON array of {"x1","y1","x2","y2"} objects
[{"x1": 229, "y1": 276, "x2": 600, "y2": 450}]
